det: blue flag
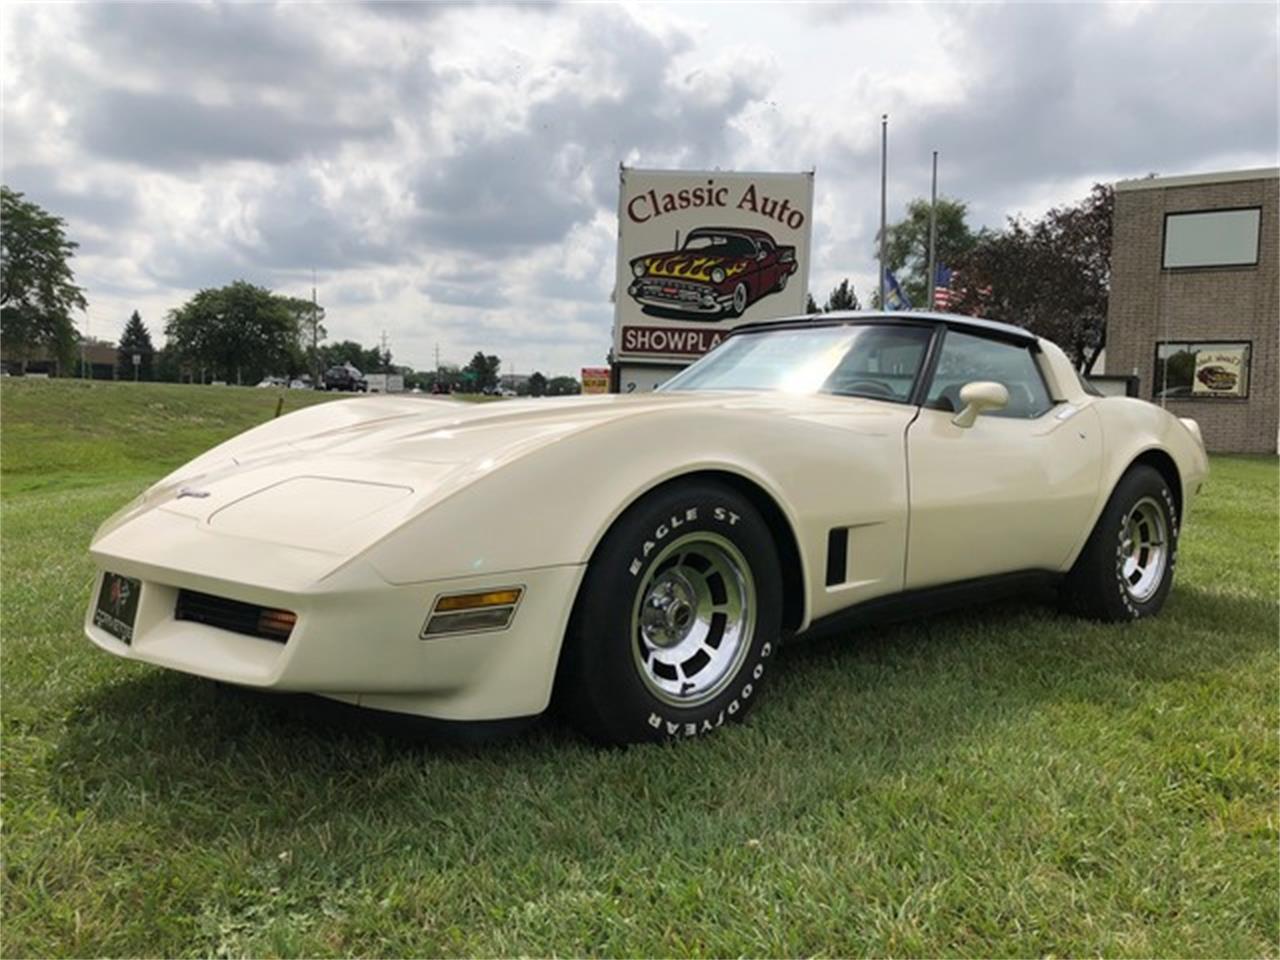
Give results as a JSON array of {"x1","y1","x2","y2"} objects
[{"x1": 885, "y1": 270, "x2": 912, "y2": 310}]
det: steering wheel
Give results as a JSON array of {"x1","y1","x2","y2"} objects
[{"x1": 846, "y1": 379, "x2": 896, "y2": 399}]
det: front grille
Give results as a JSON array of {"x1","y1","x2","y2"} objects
[
  {"x1": 641, "y1": 278, "x2": 709, "y2": 295},
  {"x1": 174, "y1": 589, "x2": 296, "y2": 643}
]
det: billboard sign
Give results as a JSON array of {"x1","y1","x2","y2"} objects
[
  {"x1": 581, "y1": 367, "x2": 610, "y2": 394},
  {"x1": 613, "y1": 168, "x2": 813, "y2": 365}
]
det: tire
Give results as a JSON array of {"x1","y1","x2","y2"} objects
[
  {"x1": 558, "y1": 480, "x2": 783, "y2": 745},
  {"x1": 729, "y1": 283, "x2": 749, "y2": 317},
  {"x1": 774, "y1": 271, "x2": 789, "y2": 293},
  {"x1": 1060, "y1": 464, "x2": 1179, "y2": 622}
]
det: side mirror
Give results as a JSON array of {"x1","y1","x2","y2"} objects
[{"x1": 951, "y1": 380, "x2": 1008, "y2": 428}]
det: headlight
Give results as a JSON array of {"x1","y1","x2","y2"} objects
[
  {"x1": 632, "y1": 261, "x2": 647, "y2": 278},
  {"x1": 710, "y1": 267, "x2": 726, "y2": 283}
]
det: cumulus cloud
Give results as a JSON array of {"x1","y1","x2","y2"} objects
[{"x1": 1, "y1": 1, "x2": 1275, "y2": 375}]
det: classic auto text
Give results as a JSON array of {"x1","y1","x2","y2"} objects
[{"x1": 627, "y1": 180, "x2": 806, "y2": 230}]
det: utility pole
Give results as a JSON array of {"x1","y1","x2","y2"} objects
[
  {"x1": 380, "y1": 329, "x2": 389, "y2": 371},
  {"x1": 434, "y1": 342, "x2": 441, "y2": 374},
  {"x1": 926, "y1": 150, "x2": 938, "y2": 313},
  {"x1": 311, "y1": 269, "x2": 320, "y2": 386},
  {"x1": 878, "y1": 114, "x2": 888, "y2": 310}
]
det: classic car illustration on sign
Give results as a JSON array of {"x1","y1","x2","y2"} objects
[
  {"x1": 86, "y1": 313, "x2": 1208, "y2": 745},
  {"x1": 613, "y1": 168, "x2": 813, "y2": 371},
  {"x1": 627, "y1": 226, "x2": 798, "y2": 319}
]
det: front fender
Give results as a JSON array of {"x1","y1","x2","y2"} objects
[{"x1": 1063, "y1": 397, "x2": 1209, "y2": 566}]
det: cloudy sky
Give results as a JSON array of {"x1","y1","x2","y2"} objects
[{"x1": 2, "y1": 2, "x2": 1276, "y2": 376}]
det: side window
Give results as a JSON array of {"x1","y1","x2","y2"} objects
[{"x1": 925, "y1": 330, "x2": 1052, "y2": 418}]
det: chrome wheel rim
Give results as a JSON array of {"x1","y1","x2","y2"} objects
[
  {"x1": 630, "y1": 532, "x2": 755, "y2": 707},
  {"x1": 1118, "y1": 496, "x2": 1169, "y2": 603},
  {"x1": 733, "y1": 284, "x2": 747, "y2": 313}
]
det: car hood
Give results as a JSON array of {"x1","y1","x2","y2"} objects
[
  {"x1": 90, "y1": 390, "x2": 904, "y2": 586},
  {"x1": 634, "y1": 250, "x2": 752, "y2": 283}
]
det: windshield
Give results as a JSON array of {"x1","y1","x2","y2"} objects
[
  {"x1": 682, "y1": 233, "x2": 757, "y2": 257},
  {"x1": 660, "y1": 323, "x2": 933, "y2": 401}
]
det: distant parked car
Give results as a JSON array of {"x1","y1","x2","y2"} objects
[
  {"x1": 289, "y1": 377, "x2": 313, "y2": 390},
  {"x1": 256, "y1": 376, "x2": 286, "y2": 388},
  {"x1": 322, "y1": 364, "x2": 367, "y2": 392}
]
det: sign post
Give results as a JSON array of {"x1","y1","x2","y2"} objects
[
  {"x1": 132, "y1": 353, "x2": 141, "y2": 382},
  {"x1": 612, "y1": 167, "x2": 814, "y2": 391}
]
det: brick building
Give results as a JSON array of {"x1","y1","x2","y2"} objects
[{"x1": 1106, "y1": 168, "x2": 1278, "y2": 453}]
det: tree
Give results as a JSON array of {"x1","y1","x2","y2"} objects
[
  {"x1": 318, "y1": 340, "x2": 384, "y2": 374},
  {"x1": 116, "y1": 310, "x2": 155, "y2": 381},
  {"x1": 0, "y1": 186, "x2": 86, "y2": 373},
  {"x1": 546, "y1": 375, "x2": 581, "y2": 396},
  {"x1": 953, "y1": 184, "x2": 1113, "y2": 369},
  {"x1": 805, "y1": 279, "x2": 860, "y2": 314},
  {"x1": 823, "y1": 278, "x2": 859, "y2": 312},
  {"x1": 805, "y1": 293, "x2": 819, "y2": 313},
  {"x1": 164, "y1": 281, "x2": 300, "y2": 384},
  {"x1": 464, "y1": 351, "x2": 501, "y2": 392},
  {"x1": 278, "y1": 295, "x2": 326, "y2": 381},
  {"x1": 882, "y1": 197, "x2": 977, "y2": 308},
  {"x1": 527, "y1": 371, "x2": 547, "y2": 397}
]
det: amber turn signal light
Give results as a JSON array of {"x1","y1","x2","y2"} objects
[
  {"x1": 422, "y1": 587, "x2": 523, "y2": 638},
  {"x1": 434, "y1": 588, "x2": 523, "y2": 612}
]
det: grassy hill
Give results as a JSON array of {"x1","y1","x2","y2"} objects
[{"x1": 0, "y1": 379, "x2": 341, "y2": 496}]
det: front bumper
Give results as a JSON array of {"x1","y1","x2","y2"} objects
[
  {"x1": 628, "y1": 279, "x2": 733, "y2": 315},
  {"x1": 84, "y1": 557, "x2": 585, "y2": 722}
]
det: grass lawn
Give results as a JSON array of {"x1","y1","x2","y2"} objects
[{"x1": 2, "y1": 379, "x2": 1277, "y2": 957}]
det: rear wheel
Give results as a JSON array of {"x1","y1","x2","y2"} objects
[
  {"x1": 558, "y1": 481, "x2": 782, "y2": 744},
  {"x1": 1061, "y1": 464, "x2": 1179, "y2": 621}
]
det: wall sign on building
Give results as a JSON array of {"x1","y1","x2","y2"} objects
[
  {"x1": 1191, "y1": 345, "x2": 1249, "y2": 397},
  {"x1": 612, "y1": 167, "x2": 814, "y2": 380}
]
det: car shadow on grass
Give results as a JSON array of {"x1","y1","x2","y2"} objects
[{"x1": 47, "y1": 586, "x2": 1275, "y2": 844}]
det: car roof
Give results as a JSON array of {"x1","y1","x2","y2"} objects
[
  {"x1": 731, "y1": 310, "x2": 1038, "y2": 346},
  {"x1": 687, "y1": 226, "x2": 775, "y2": 241}
]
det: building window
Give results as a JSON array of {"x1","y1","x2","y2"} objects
[
  {"x1": 1154, "y1": 341, "x2": 1251, "y2": 399},
  {"x1": 1162, "y1": 208, "x2": 1261, "y2": 268}
]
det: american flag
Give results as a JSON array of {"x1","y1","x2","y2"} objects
[
  {"x1": 932, "y1": 264, "x2": 955, "y2": 310},
  {"x1": 932, "y1": 264, "x2": 990, "y2": 314}
]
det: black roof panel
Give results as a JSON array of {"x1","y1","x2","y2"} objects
[{"x1": 730, "y1": 310, "x2": 1038, "y2": 345}]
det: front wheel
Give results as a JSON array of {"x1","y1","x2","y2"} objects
[
  {"x1": 557, "y1": 481, "x2": 782, "y2": 744},
  {"x1": 1060, "y1": 464, "x2": 1179, "y2": 621}
]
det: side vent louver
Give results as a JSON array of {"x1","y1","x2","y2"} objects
[{"x1": 825, "y1": 528, "x2": 849, "y2": 586}]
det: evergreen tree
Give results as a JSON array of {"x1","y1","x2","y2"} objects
[
  {"x1": 824, "y1": 279, "x2": 860, "y2": 312},
  {"x1": 116, "y1": 310, "x2": 155, "y2": 380}
]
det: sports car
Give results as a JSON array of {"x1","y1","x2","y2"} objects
[{"x1": 85, "y1": 312, "x2": 1209, "y2": 744}]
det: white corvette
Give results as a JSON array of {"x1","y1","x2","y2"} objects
[{"x1": 86, "y1": 313, "x2": 1209, "y2": 743}]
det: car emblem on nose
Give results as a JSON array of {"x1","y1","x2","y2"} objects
[{"x1": 176, "y1": 487, "x2": 211, "y2": 499}]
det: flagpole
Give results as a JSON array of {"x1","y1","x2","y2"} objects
[
  {"x1": 878, "y1": 114, "x2": 888, "y2": 310},
  {"x1": 926, "y1": 150, "x2": 938, "y2": 312}
]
